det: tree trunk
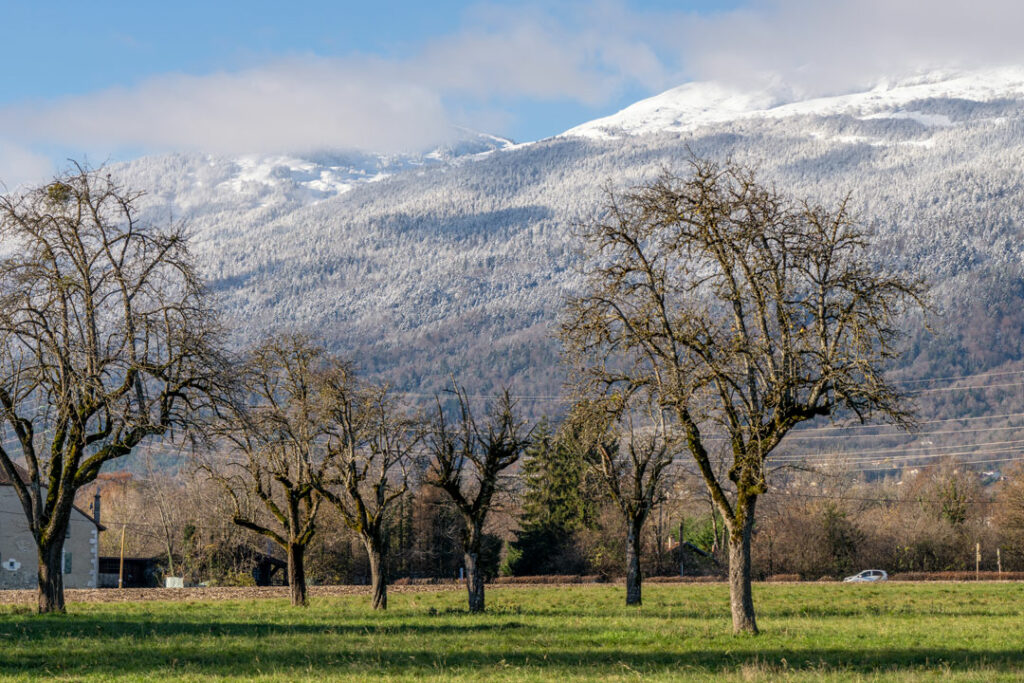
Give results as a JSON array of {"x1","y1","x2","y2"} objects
[
  {"x1": 37, "y1": 539, "x2": 66, "y2": 614},
  {"x1": 727, "y1": 500, "x2": 758, "y2": 635},
  {"x1": 464, "y1": 549, "x2": 485, "y2": 612},
  {"x1": 709, "y1": 497, "x2": 719, "y2": 554},
  {"x1": 464, "y1": 522, "x2": 485, "y2": 613},
  {"x1": 625, "y1": 519, "x2": 642, "y2": 606},
  {"x1": 366, "y1": 541, "x2": 387, "y2": 610},
  {"x1": 287, "y1": 541, "x2": 308, "y2": 607}
]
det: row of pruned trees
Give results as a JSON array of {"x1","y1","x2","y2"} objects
[
  {"x1": 90, "y1": 447, "x2": 1024, "y2": 586},
  {"x1": 1, "y1": 158, "x2": 927, "y2": 638},
  {"x1": 200, "y1": 334, "x2": 530, "y2": 611},
  {"x1": 204, "y1": 341, "x2": 689, "y2": 612},
  {"x1": 0, "y1": 164, "x2": 533, "y2": 616}
]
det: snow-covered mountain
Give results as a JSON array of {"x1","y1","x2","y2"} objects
[
  {"x1": 111, "y1": 68, "x2": 1024, "y2": 417},
  {"x1": 126, "y1": 129, "x2": 515, "y2": 212},
  {"x1": 563, "y1": 66, "x2": 1024, "y2": 139}
]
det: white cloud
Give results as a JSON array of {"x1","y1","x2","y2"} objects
[
  {"x1": 0, "y1": 142, "x2": 55, "y2": 190},
  {"x1": 2, "y1": 0, "x2": 1024, "y2": 186},
  {"x1": 0, "y1": 60, "x2": 453, "y2": 158},
  {"x1": 410, "y1": 3, "x2": 674, "y2": 102},
  {"x1": 679, "y1": 0, "x2": 1024, "y2": 98},
  {"x1": 0, "y1": 3, "x2": 674, "y2": 183}
]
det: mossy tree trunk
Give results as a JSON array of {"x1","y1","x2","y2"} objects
[
  {"x1": 365, "y1": 539, "x2": 387, "y2": 610},
  {"x1": 287, "y1": 541, "x2": 308, "y2": 607},
  {"x1": 464, "y1": 521, "x2": 485, "y2": 613},
  {"x1": 37, "y1": 536, "x2": 66, "y2": 614},
  {"x1": 727, "y1": 497, "x2": 758, "y2": 634},
  {"x1": 625, "y1": 519, "x2": 643, "y2": 606}
]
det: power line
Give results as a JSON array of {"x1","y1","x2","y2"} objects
[
  {"x1": 769, "y1": 490, "x2": 997, "y2": 506},
  {"x1": 772, "y1": 447, "x2": 1023, "y2": 468},
  {"x1": 847, "y1": 455, "x2": 1024, "y2": 472},
  {"x1": 0, "y1": 509, "x2": 228, "y2": 533},
  {"x1": 911, "y1": 381, "x2": 1024, "y2": 394},
  {"x1": 890, "y1": 368, "x2": 1024, "y2": 385},
  {"x1": 783, "y1": 422, "x2": 1024, "y2": 441},
  {"x1": 770, "y1": 438, "x2": 1024, "y2": 462},
  {"x1": 787, "y1": 410, "x2": 1024, "y2": 436}
]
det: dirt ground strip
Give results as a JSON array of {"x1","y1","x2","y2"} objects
[
  {"x1": 0, "y1": 583, "x2": 476, "y2": 605},
  {"x1": 6, "y1": 579, "x2": 1012, "y2": 606}
]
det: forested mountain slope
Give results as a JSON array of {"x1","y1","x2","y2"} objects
[{"x1": 112, "y1": 67, "x2": 1024, "y2": 423}]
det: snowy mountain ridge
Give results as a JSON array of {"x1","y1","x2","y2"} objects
[
  {"x1": 156, "y1": 67, "x2": 1024, "y2": 213},
  {"x1": 105, "y1": 66, "x2": 1024, "y2": 412},
  {"x1": 562, "y1": 66, "x2": 1024, "y2": 139},
  {"x1": 167, "y1": 129, "x2": 516, "y2": 210}
]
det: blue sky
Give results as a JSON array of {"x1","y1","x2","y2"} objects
[
  {"x1": 2, "y1": 2, "x2": 739, "y2": 104},
  {"x1": 1, "y1": 0, "x2": 1020, "y2": 185}
]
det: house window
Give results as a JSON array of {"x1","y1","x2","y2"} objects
[{"x1": 62, "y1": 550, "x2": 72, "y2": 575}]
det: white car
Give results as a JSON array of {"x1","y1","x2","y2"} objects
[{"x1": 843, "y1": 569, "x2": 888, "y2": 583}]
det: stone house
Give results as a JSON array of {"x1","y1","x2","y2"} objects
[{"x1": 0, "y1": 465, "x2": 103, "y2": 589}]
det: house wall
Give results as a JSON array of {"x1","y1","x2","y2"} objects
[{"x1": 0, "y1": 487, "x2": 99, "y2": 589}]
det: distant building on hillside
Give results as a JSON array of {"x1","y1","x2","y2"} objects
[{"x1": 0, "y1": 465, "x2": 103, "y2": 589}]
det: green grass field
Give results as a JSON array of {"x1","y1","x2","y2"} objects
[{"x1": 2, "y1": 582, "x2": 1024, "y2": 681}]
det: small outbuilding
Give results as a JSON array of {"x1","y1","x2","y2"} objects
[{"x1": 97, "y1": 556, "x2": 162, "y2": 588}]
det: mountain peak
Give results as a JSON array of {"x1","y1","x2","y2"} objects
[{"x1": 562, "y1": 65, "x2": 1024, "y2": 140}]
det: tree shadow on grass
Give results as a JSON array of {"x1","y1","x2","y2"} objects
[
  {"x1": 0, "y1": 616, "x2": 522, "y2": 641},
  {"x1": 1, "y1": 617, "x2": 1024, "y2": 677},
  {"x1": 766, "y1": 605, "x2": 1016, "y2": 619}
]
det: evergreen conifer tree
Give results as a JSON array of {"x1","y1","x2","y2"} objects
[{"x1": 512, "y1": 419, "x2": 594, "y2": 574}]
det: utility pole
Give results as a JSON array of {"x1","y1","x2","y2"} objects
[
  {"x1": 975, "y1": 542, "x2": 981, "y2": 581},
  {"x1": 678, "y1": 518, "x2": 685, "y2": 578},
  {"x1": 998, "y1": 547, "x2": 1003, "y2": 577},
  {"x1": 118, "y1": 524, "x2": 127, "y2": 589}
]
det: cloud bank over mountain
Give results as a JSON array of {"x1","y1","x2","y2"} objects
[
  {"x1": 3, "y1": 0, "x2": 1024, "y2": 186},
  {"x1": 680, "y1": 0, "x2": 1024, "y2": 99}
]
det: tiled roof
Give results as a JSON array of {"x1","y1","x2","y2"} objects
[
  {"x1": 0, "y1": 463, "x2": 104, "y2": 529},
  {"x1": 0, "y1": 462, "x2": 30, "y2": 485}
]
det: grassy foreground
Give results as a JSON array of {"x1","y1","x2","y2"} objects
[{"x1": 2, "y1": 582, "x2": 1024, "y2": 681}]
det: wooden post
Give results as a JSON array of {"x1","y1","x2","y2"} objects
[
  {"x1": 998, "y1": 547, "x2": 1003, "y2": 577},
  {"x1": 975, "y1": 542, "x2": 981, "y2": 581},
  {"x1": 118, "y1": 524, "x2": 127, "y2": 589}
]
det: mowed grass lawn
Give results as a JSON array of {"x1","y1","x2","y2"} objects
[{"x1": 2, "y1": 582, "x2": 1024, "y2": 681}]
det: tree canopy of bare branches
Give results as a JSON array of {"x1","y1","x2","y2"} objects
[
  {"x1": 203, "y1": 335, "x2": 334, "y2": 606},
  {"x1": 316, "y1": 376, "x2": 421, "y2": 610},
  {"x1": 427, "y1": 387, "x2": 529, "y2": 612},
  {"x1": 561, "y1": 156, "x2": 927, "y2": 633},
  {"x1": 565, "y1": 391, "x2": 676, "y2": 605},
  {"x1": 0, "y1": 165, "x2": 226, "y2": 613}
]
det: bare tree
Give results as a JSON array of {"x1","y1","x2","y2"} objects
[
  {"x1": 140, "y1": 462, "x2": 187, "y2": 577},
  {"x1": 0, "y1": 165, "x2": 225, "y2": 613},
  {"x1": 204, "y1": 335, "x2": 330, "y2": 606},
  {"x1": 565, "y1": 392, "x2": 676, "y2": 605},
  {"x1": 316, "y1": 378, "x2": 420, "y2": 610},
  {"x1": 561, "y1": 157, "x2": 926, "y2": 633},
  {"x1": 426, "y1": 387, "x2": 529, "y2": 612}
]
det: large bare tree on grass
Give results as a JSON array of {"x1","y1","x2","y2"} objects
[
  {"x1": 0, "y1": 166, "x2": 225, "y2": 613},
  {"x1": 316, "y1": 378, "x2": 420, "y2": 610},
  {"x1": 565, "y1": 393, "x2": 676, "y2": 606},
  {"x1": 427, "y1": 387, "x2": 529, "y2": 613},
  {"x1": 203, "y1": 335, "x2": 332, "y2": 606},
  {"x1": 562, "y1": 157, "x2": 927, "y2": 633}
]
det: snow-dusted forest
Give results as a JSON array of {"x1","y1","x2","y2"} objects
[{"x1": 110, "y1": 68, "x2": 1024, "y2": 417}]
